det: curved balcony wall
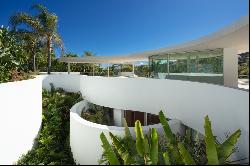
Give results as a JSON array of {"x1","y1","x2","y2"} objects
[
  {"x1": 80, "y1": 76, "x2": 249, "y2": 161},
  {"x1": 0, "y1": 77, "x2": 42, "y2": 165},
  {"x1": 41, "y1": 74, "x2": 81, "y2": 92},
  {"x1": 42, "y1": 74, "x2": 249, "y2": 163},
  {"x1": 0, "y1": 72, "x2": 248, "y2": 164},
  {"x1": 70, "y1": 100, "x2": 183, "y2": 165}
]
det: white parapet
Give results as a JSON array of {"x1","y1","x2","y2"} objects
[
  {"x1": 1, "y1": 71, "x2": 248, "y2": 164},
  {"x1": 70, "y1": 100, "x2": 183, "y2": 165},
  {"x1": 42, "y1": 74, "x2": 249, "y2": 163},
  {"x1": 41, "y1": 74, "x2": 81, "y2": 92},
  {"x1": 80, "y1": 76, "x2": 249, "y2": 162},
  {"x1": 0, "y1": 77, "x2": 42, "y2": 165}
]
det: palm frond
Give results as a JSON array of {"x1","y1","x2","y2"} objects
[
  {"x1": 83, "y1": 51, "x2": 95, "y2": 57},
  {"x1": 31, "y1": 4, "x2": 58, "y2": 33},
  {"x1": 10, "y1": 12, "x2": 42, "y2": 32},
  {"x1": 53, "y1": 33, "x2": 64, "y2": 56},
  {"x1": 31, "y1": 4, "x2": 49, "y2": 14}
]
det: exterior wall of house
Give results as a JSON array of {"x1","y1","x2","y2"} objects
[
  {"x1": 149, "y1": 49, "x2": 224, "y2": 85},
  {"x1": 1, "y1": 73, "x2": 247, "y2": 165},
  {"x1": 42, "y1": 74, "x2": 249, "y2": 163},
  {"x1": 0, "y1": 77, "x2": 42, "y2": 165},
  {"x1": 70, "y1": 100, "x2": 183, "y2": 165},
  {"x1": 113, "y1": 108, "x2": 124, "y2": 127},
  {"x1": 223, "y1": 47, "x2": 239, "y2": 87},
  {"x1": 80, "y1": 75, "x2": 249, "y2": 161}
]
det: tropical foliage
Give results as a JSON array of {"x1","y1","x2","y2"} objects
[
  {"x1": 1, "y1": 2, "x2": 149, "y2": 83},
  {"x1": 0, "y1": 4, "x2": 64, "y2": 83},
  {"x1": 100, "y1": 111, "x2": 242, "y2": 165},
  {"x1": 10, "y1": 4, "x2": 64, "y2": 74},
  {"x1": 15, "y1": 84, "x2": 82, "y2": 165},
  {"x1": 135, "y1": 64, "x2": 149, "y2": 77},
  {"x1": 0, "y1": 26, "x2": 34, "y2": 83},
  {"x1": 81, "y1": 103, "x2": 114, "y2": 126},
  {"x1": 239, "y1": 63, "x2": 249, "y2": 77},
  {"x1": 238, "y1": 52, "x2": 249, "y2": 78}
]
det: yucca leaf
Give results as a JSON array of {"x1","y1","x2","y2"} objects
[
  {"x1": 123, "y1": 118, "x2": 132, "y2": 139},
  {"x1": 163, "y1": 152, "x2": 171, "y2": 165},
  {"x1": 123, "y1": 118, "x2": 136, "y2": 155},
  {"x1": 144, "y1": 137, "x2": 150, "y2": 154},
  {"x1": 178, "y1": 142, "x2": 196, "y2": 165},
  {"x1": 150, "y1": 128, "x2": 158, "y2": 165},
  {"x1": 185, "y1": 128, "x2": 192, "y2": 143},
  {"x1": 109, "y1": 132, "x2": 135, "y2": 165},
  {"x1": 204, "y1": 116, "x2": 219, "y2": 165},
  {"x1": 159, "y1": 110, "x2": 175, "y2": 144},
  {"x1": 135, "y1": 120, "x2": 145, "y2": 157},
  {"x1": 217, "y1": 129, "x2": 241, "y2": 163},
  {"x1": 168, "y1": 144, "x2": 184, "y2": 165},
  {"x1": 100, "y1": 132, "x2": 120, "y2": 165}
]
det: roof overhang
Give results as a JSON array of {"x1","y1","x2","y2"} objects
[
  {"x1": 58, "y1": 56, "x2": 139, "y2": 64},
  {"x1": 59, "y1": 15, "x2": 249, "y2": 64}
]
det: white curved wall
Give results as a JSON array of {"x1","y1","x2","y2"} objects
[
  {"x1": 39, "y1": 72, "x2": 80, "y2": 75},
  {"x1": 79, "y1": 76, "x2": 249, "y2": 161},
  {"x1": 0, "y1": 77, "x2": 42, "y2": 165},
  {"x1": 41, "y1": 74, "x2": 80, "y2": 92},
  {"x1": 70, "y1": 100, "x2": 183, "y2": 165},
  {"x1": 42, "y1": 74, "x2": 249, "y2": 162},
  {"x1": 1, "y1": 74, "x2": 247, "y2": 164}
]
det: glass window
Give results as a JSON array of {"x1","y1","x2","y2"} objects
[
  {"x1": 149, "y1": 49, "x2": 224, "y2": 84},
  {"x1": 197, "y1": 50, "x2": 223, "y2": 74},
  {"x1": 169, "y1": 54, "x2": 188, "y2": 74}
]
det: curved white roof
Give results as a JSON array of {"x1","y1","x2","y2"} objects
[{"x1": 59, "y1": 15, "x2": 249, "y2": 64}]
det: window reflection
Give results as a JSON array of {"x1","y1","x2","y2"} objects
[{"x1": 149, "y1": 49, "x2": 223, "y2": 84}]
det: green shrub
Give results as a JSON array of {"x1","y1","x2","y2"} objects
[
  {"x1": 81, "y1": 103, "x2": 114, "y2": 126},
  {"x1": 0, "y1": 26, "x2": 33, "y2": 83}
]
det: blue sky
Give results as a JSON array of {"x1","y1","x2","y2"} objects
[{"x1": 0, "y1": 0, "x2": 249, "y2": 56}]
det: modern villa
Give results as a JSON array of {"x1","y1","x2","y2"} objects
[
  {"x1": 0, "y1": 14, "x2": 249, "y2": 165},
  {"x1": 58, "y1": 16, "x2": 249, "y2": 125},
  {"x1": 59, "y1": 16, "x2": 248, "y2": 88}
]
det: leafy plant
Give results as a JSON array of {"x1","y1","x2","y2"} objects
[
  {"x1": 0, "y1": 26, "x2": 33, "y2": 83},
  {"x1": 99, "y1": 111, "x2": 243, "y2": 165},
  {"x1": 100, "y1": 133, "x2": 121, "y2": 165},
  {"x1": 100, "y1": 120, "x2": 159, "y2": 165},
  {"x1": 159, "y1": 111, "x2": 242, "y2": 165},
  {"x1": 81, "y1": 103, "x2": 114, "y2": 126}
]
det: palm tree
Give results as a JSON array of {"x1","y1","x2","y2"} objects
[
  {"x1": 82, "y1": 51, "x2": 95, "y2": 57},
  {"x1": 10, "y1": 4, "x2": 64, "y2": 74},
  {"x1": 81, "y1": 51, "x2": 95, "y2": 73},
  {"x1": 14, "y1": 30, "x2": 39, "y2": 71}
]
